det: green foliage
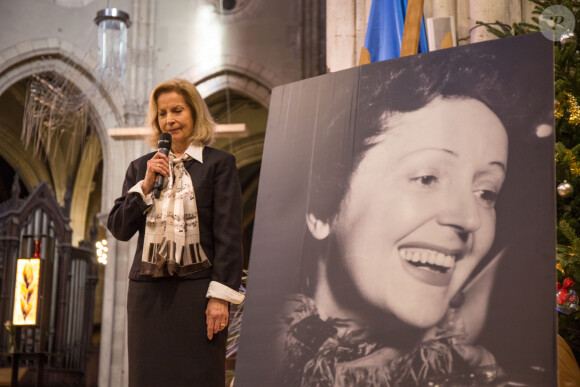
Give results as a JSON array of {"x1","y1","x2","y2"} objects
[{"x1": 482, "y1": 0, "x2": 580, "y2": 357}]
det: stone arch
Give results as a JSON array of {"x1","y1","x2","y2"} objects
[
  {"x1": 179, "y1": 56, "x2": 280, "y2": 108},
  {"x1": 192, "y1": 66, "x2": 270, "y2": 269},
  {"x1": 0, "y1": 120, "x2": 48, "y2": 193},
  {"x1": 192, "y1": 64, "x2": 271, "y2": 171},
  {"x1": 0, "y1": 38, "x2": 125, "y2": 245},
  {"x1": 0, "y1": 38, "x2": 124, "y2": 146},
  {"x1": 196, "y1": 70, "x2": 271, "y2": 109}
]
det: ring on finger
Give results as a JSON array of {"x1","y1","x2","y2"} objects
[{"x1": 157, "y1": 162, "x2": 160, "y2": 168}]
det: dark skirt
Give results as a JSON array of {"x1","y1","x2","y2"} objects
[{"x1": 127, "y1": 278, "x2": 227, "y2": 387}]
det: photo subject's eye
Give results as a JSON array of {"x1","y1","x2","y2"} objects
[
  {"x1": 475, "y1": 189, "x2": 498, "y2": 207},
  {"x1": 410, "y1": 175, "x2": 438, "y2": 186}
]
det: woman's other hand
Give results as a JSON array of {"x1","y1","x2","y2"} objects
[
  {"x1": 206, "y1": 298, "x2": 229, "y2": 340},
  {"x1": 142, "y1": 152, "x2": 170, "y2": 195}
]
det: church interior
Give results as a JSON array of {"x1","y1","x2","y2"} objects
[{"x1": 0, "y1": 0, "x2": 564, "y2": 386}]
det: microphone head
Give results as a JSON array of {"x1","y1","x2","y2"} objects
[{"x1": 158, "y1": 132, "x2": 172, "y2": 151}]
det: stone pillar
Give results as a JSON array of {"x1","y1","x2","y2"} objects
[
  {"x1": 299, "y1": 0, "x2": 326, "y2": 78},
  {"x1": 431, "y1": 0, "x2": 456, "y2": 18},
  {"x1": 469, "y1": 0, "x2": 522, "y2": 43},
  {"x1": 124, "y1": 0, "x2": 156, "y2": 127},
  {"x1": 326, "y1": 0, "x2": 371, "y2": 72},
  {"x1": 507, "y1": 0, "x2": 523, "y2": 26},
  {"x1": 100, "y1": 234, "x2": 137, "y2": 387},
  {"x1": 98, "y1": 138, "x2": 151, "y2": 387},
  {"x1": 98, "y1": 1, "x2": 156, "y2": 386},
  {"x1": 521, "y1": 0, "x2": 537, "y2": 25},
  {"x1": 456, "y1": 0, "x2": 471, "y2": 45},
  {"x1": 355, "y1": 0, "x2": 372, "y2": 65},
  {"x1": 326, "y1": 0, "x2": 356, "y2": 72}
]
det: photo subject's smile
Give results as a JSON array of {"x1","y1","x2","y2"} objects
[{"x1": 399, "y1": 246, "x2": 463, "y2": 287}]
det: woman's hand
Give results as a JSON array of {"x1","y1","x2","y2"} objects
[
  {"x1": 142, "y1": 152, "x2": 170, "y2": 195},
  {"x1": 206, "y1": 298, "x2": 229, "y2": 340}
]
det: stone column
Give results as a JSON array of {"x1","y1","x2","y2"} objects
[
  {"x1": 521, "y1": 0, "x2": 537, "y2": 25},
  {"x1": 98, "y1": 137, "x2": 151, "y2": 387},
  {"x1": 98, "y1": 1, "x2": 156, "y2": 386},
  {"x1": 355, "y1": 0, "x2": 372, "y2": 65},
  {"x1": 456, "y1": 0, "x2": 471, "y2": 45},
  {"x1": 431, "y1": 0, "x2": 456, "y2": 18},
  {"x1": 326, "y1": 0, "x2": 355, "y2": 72},
  {"x1": 299, "y1": 0, "x2": 326, "y2": 78},
  {"x1": 326, "y1": 0, "x2": 371, "y2": 72},
  {"x1": 124, "y1": 0, "x2": 156, "y2": 127},
  {"x1": 469, "y1": 0, "x2": 522, "y2": 43}
]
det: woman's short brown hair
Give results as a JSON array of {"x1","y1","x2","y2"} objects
[{"x1": 145, "y1": 78, "x2": 215, "y2": 147}]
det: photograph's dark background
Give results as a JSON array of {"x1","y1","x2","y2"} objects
[{"x1": 235, "y1": 33, "x2": 556, "y2": 386}]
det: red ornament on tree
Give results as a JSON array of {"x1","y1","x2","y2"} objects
[{"x1": 556, "y1": 278, "x2": 578, "y2": 315}]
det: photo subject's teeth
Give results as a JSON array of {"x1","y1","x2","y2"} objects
[
  {"x1": 443, "y1": 255, "x2": 454, "y2": 268},
  {"x1": 400, "y1": 248, "x2": 456, "y2": 269}
]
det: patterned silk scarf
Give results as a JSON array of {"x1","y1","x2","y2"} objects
[{"x1": 141, "y1": 153, "x2": 211, "y2": 277}]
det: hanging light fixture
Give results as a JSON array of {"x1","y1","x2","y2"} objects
[{"x1": 94, "y1": 7, "x2": 131, "y2": 81}]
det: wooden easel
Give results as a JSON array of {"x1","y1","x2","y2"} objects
[
  {"x1": 400, "y1": 0, "x2": 425, "y2": 57},
  {"x1": 359, "y1": 0, "x2": 434, "y2": 66}
]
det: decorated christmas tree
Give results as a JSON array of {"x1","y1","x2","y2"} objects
[{"x1": 482, "y1": 0, "x2": 580, "y2": 359}]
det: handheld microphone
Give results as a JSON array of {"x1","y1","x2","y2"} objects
[{"x1": 153, "y1": 133, "x2": 172, "y2": 199}]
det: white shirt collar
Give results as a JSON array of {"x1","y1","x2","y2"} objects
[{"x1": 172, "y1": 143, "x2": 204, "y2": 163}]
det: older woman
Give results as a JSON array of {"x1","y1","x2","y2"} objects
[{"x1": 108, "y1": 79, "x2": 244, "y2": 387}]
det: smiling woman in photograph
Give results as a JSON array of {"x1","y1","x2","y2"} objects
[{"x1": 276, "y1": 40, "x2": 553, "y2": 386}]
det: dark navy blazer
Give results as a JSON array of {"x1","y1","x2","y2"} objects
[{"x1": 107, "y1": 146, "x2": 243, "y2": 292}]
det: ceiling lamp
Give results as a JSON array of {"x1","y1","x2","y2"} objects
[{"x1": 94, "y1": 8, "x2": 131, "y2": 81}]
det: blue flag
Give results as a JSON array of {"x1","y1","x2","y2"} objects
[{"x1": 364, "y1": 0, "x2": 429, "y2": 62}]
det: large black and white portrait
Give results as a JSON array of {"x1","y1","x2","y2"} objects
[{"x1": 235, "y1": 33, "x2": 556, "y2": 386}]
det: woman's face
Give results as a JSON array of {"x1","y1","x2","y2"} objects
[
  {"x1": 329, "y1": 96, "x2": 508, "y2": 328},
  {"x1": 157, "y1": 91, "x2": 195, "y2": 148}
]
